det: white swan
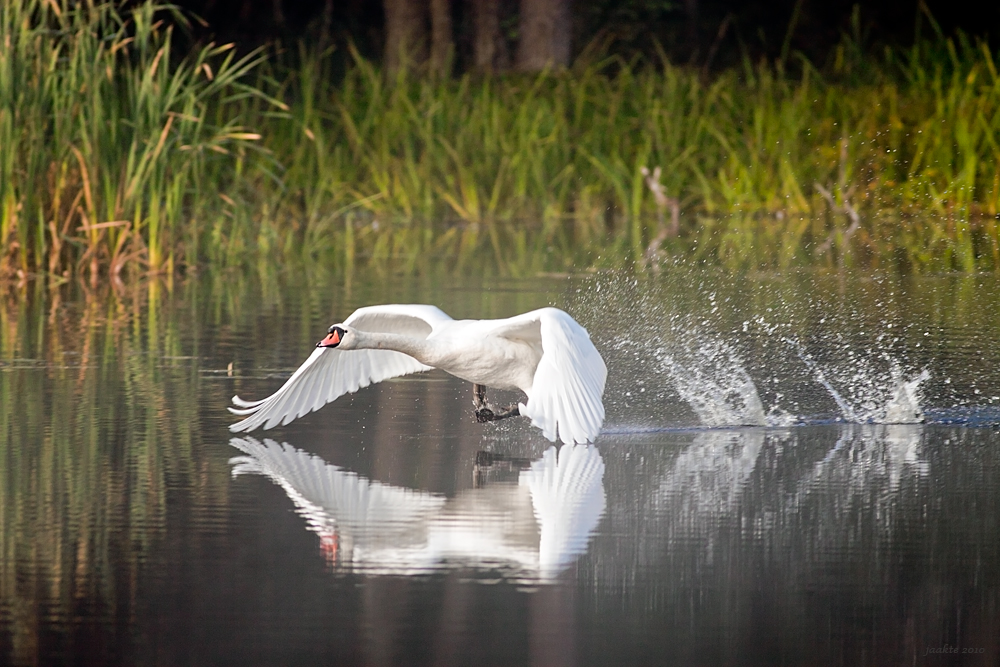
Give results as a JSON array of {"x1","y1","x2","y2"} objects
[{"x1": 228, "y1": 305, "x2": 607, "y2": 444}]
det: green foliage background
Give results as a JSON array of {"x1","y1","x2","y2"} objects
[{"x1": 4, "y1": 0, "x2": 1000, "y2": 280}]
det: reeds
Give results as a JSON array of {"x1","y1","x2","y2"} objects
[
  {"x1": 0, "y1": 0, "x2": 272, "y2": 285},
  {"x1": 249, "y1": 33, "x2": 1000, "y2": 274},
  {"x1": 4, "y1": 2, "x2": 1000, "y2": 279}
]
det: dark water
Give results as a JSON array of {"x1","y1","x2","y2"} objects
[{"x1": 2, "y1": 268, "x2": 1000, "y2": 666}]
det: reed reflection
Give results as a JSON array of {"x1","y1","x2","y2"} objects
[{"x1": 229, "y1": 437, "x2": 606, "y2": 581}]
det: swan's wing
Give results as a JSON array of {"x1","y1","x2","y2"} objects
[
  {"x1": 229, "y1": 347, "x2": 430, "y2": 431},
  {"x1": 519, "y1": 444, "x2": 606, "y2": 578},
  {"x1": 494, "y1": 307, "x2": 606, "y2": 444},
  {"x1": 229, "y1": 305, "x2": 453, "y2": 432},
  {"x1": 344, "y1": 304, "x2": 453, "y2": 335}
]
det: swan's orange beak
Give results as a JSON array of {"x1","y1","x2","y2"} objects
[{"x1": 317, "y1": 330, "x2": 341, "y2": 347}]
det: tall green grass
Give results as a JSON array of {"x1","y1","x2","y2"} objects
[
  {"x1": 4, "y1": 1, "x2": 1000, "y2": 279},
  {"x1": 258, "y1": 37, "x2": 1000, "y2": 274},
  {"x1": 0, "y1": 0, "x2": 273, "y2": 285}
]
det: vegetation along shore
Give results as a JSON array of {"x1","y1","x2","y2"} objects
[{"x1": 3, "y1": 0, "x2": 1000, "y2": 284}]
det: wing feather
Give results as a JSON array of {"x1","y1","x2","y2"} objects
[
  {"x1": 504, "y1": 308, "x2": 607, "y2": 444},
  {"x1": 229, "y1": 305, "x2": 452, "y2": 432},
  {"x1": 345, "y1": 304, "x2": 452, "y2": 335},
  {"x1": 231, "y1": 396, "x2": 268, "y2": 408}
]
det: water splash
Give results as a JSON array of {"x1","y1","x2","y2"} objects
[
  {"x1": 791, "y1": 339, "x2": 929, "y2": 424},
  {"x1": 575, "y1": 272, "x2": 938, "y2": 430},
  {"x1": 659, "y1": 345, "x2": 760, "y2": 426},
  {"x1": 656, "y1": 333, "x2": 794, "y2": 428},
  {"x1": 883, "y1": 367, "x2": 931, "y2": 424}
]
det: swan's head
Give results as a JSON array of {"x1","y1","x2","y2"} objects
[{"x1": 317, "y1": 325, "x2": 349, "y2": 349}]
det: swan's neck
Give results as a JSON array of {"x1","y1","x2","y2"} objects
[{"x1": 348, "y1": 330, "x2": 438, "y2": 364}]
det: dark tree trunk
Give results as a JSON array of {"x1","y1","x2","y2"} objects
[
  {"x1": 319, "y1": 0, "x2": 334, "y2": 48},
  {"x1": 272, "y1": 0, "x2": 286, "y2": 29},
  {"x1": 472, "y1": 0, "x2": 508, "y2": 72},
  {"x1": 516, "y1": 0, "x2": 570, "y2": 71},
  {"x1": 384, "y1": 0, "x2": 428, "y2": 72},
  {"x1": 684, "y1": 0, "x2": 699, "y2": 59},
  {"x1": 430, "y1": 0, "x2": 454, "y2": 75}
]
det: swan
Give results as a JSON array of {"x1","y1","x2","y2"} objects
[{"x1": 228, "y1": 305, "x2": 607, "y2": 444}]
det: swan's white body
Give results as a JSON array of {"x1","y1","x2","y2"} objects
[{"x1": 229, "y1": 305, "x2": 607, "y2": 444}]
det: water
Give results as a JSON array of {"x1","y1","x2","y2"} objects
[{"x1": 2, "y1": 268, "x2": 1000, "y2": 665}]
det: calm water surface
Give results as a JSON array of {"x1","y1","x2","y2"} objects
[{"x1": 2, "y1": 268, "x2": 1000, "y2": 666}]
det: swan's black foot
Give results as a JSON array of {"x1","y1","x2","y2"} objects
[
  {"x1": 472, "y1": 384, "x2": 521, "y2": 423},
  {"x1": 475, "y1": 404, "x2": 521, "y2": 423}
]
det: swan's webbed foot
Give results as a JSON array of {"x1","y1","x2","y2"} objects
[
  {"x1": 475, "y1": 404, "x2": 521, "y2": 423},
  {"x1": 472, "y1": 384, "x2": 521, "y2": 423}
]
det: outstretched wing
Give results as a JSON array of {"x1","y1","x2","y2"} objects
[
  {"x1": 229, "y1": 305, "x2": 452, "y2": 432},
  {"x1": 343, "y1": 304, "x2": 452, "y2": 336},
  {"x1": 494, "y1": 307, "x2": 607, "y2": 444}
]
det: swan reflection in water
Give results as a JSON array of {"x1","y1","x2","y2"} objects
[{"x1": 228, "y1": 438, "x2": 606, "y2": 581}]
